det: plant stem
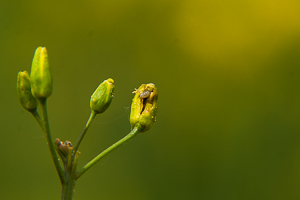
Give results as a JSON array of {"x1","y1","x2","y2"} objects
[
  {"x1": 61, "y1": 149, "x2": 76, "y2": 200},
  {"x1": 73, "y1": 110, "x2": 97, "y2": 156},
  {"x1": 39, "y1": 99, "x2": 66, "y2": 184},
  {"x1": 61, "y1": 177, "x2": 75, "y2": 200},
  {"x1": 75, "y1": 123, "x2": 142, "y2": 180},
  {"x1": 30, "y1": 109, "x2": 43, "y2": 130},
  {"x1": 61, "y1": 168, "x2": 75, "y2": 200}
]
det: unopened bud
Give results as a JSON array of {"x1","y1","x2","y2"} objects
[
  {"x1": 90, "y1": 78, "x2": 115, "y2": 114},
  {"x1": 30, "y1": 46, "x2": 53, "y2": 99},
  {"x1": 17, "y1": 71, "x2": 38, "y2": 111},
  {"x1": 130, "y1": 83, "x2": 158, "y2": 133}
]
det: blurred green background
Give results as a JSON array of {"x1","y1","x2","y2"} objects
[{"x1": 1, "y1": 0, "x2": 300, "y2": 199}]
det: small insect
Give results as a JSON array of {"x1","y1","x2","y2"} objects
[{"x1": 139, "y1": 90, "x2": 151, "y2": 99}]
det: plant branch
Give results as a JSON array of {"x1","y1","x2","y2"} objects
[
  {"x1": 73, "y1": 111, "x2": 97, "y2": 156},
  {"x1": 75, "y1": 123, "x2": 142, "y2": 180},
  {"x1": 30, "y1": 109, "x2": 43, "y2": 130},
  {"x1": 39, "y1": 99, "x2": 66, "y2": 184}
]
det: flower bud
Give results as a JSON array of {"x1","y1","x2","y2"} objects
[
  {"x1": 130, "y1": 83, "x2": 158, "y2": 133},
  {"x1": 56, "y1": 138, "x2": 74, "y2": 156},
  {"x1": 17, "y1": 71, "x2": 38, "y2": 111},
  {"x1": 90, "y1": 78, "x2": 115, "y2": 114},
  {"x1": 30, "y1": 46, "x2": 53, "y2": 99}
]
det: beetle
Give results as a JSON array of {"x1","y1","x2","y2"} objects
[{"x1": 139, "y1": 89, "x2": 151, "y2": 99}]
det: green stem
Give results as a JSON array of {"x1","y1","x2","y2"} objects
[
  {"x1": 61, "y1": 149, "x2": 76, "y2": 200},
  {"x1": 75, "y1": 123, "x2": 142, "y2": 180},
  {"x1": 72, "y1": 110, "x2": 97, "y2": 156},
  {"x1": 61, "y1": 178, "x2": 75, "y2": 200},
  {"x1": 39, "y1": 99, "x2": 66, "y2": 184},
  {"x1": 61, "y1": 173, "x2": 75, "y2": 199},
  {"x1": 30, "y1": 110, "x2": 43, "y2": 130}
]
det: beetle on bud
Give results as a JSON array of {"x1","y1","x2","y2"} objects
[{"x1": 130, "y1": 83, "x2": 158, "y2": 133}]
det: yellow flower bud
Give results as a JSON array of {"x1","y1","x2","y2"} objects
[
  {"x1": 30, "y1": 46, "x2": 53, "y2": 99},
  {"x1": 130, "y1": 83, "x2": 158, "y2": 133},
  {"x1": 17, "y1": 71, "x2": 38, "y2": 111},
  {"x1": 90, "y1": 78, "x2": 115, "y2": 114}
]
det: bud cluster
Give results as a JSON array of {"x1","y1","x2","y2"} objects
[{"x1": 17, "y1": 46, "x2": 53, "y2": 112}]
